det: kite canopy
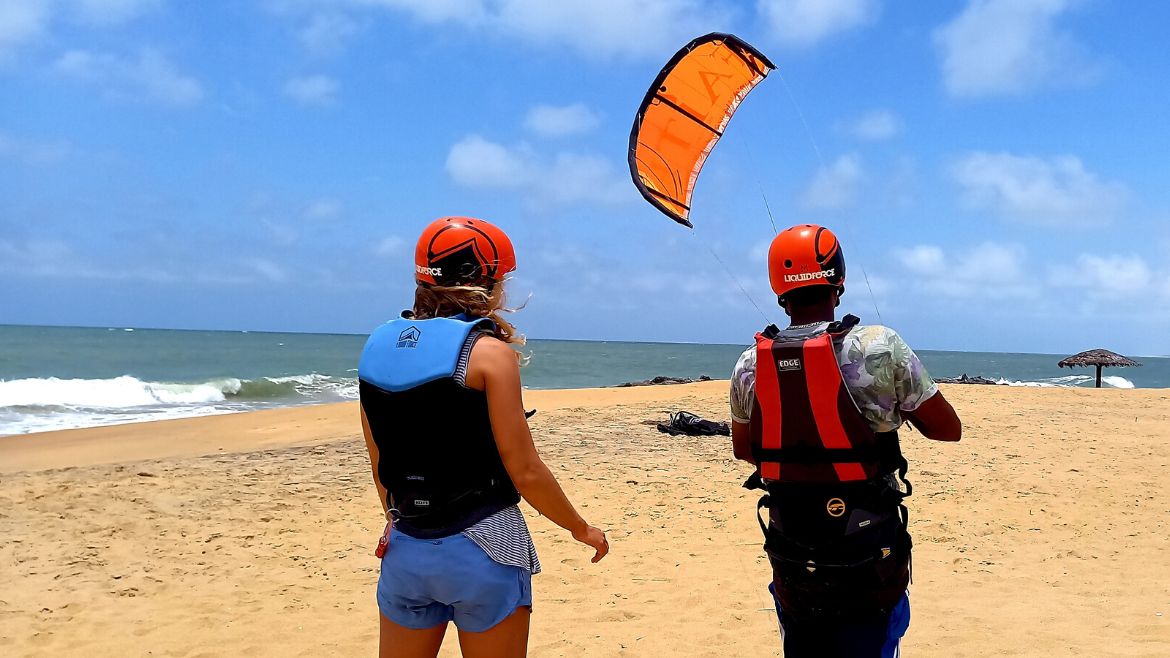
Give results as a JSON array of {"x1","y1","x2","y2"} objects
[{"x1": 629, "y1": 33, "x2": 776, "y2": 228}]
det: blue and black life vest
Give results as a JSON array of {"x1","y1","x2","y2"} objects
[
  {"x1": 745, "y1": 315, "x2": 913, "y2": 621},
  {"x1": 358, "y1": 313, "x2": 520, "y2": 539}
]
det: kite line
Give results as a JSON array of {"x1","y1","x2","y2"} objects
[{"x1": 777, "y1": 71, "x2": 884, "y2": 324}]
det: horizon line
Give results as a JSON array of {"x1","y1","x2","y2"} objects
[{"x1": 3, "y1": 323, "x2": 1165, "y2": 359}]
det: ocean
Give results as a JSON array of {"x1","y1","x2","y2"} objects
[{"x1": 2, "y1": 324, "x2": 1167, "y2": 436}]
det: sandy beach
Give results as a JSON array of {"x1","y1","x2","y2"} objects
[{"x1": 2, "y1": 382, "x2": 1168, "y2": 657}]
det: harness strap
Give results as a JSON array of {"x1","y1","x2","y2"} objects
[
  {"x1": 762, "y1": 314, "x2": 861, "y2": 343},
  {"x1": 756, "y1": 493, "x2": 909, "y2": 569},
  {"x1": 753, "y1": 444, "x2": 896, "y2": 464},
  {"x1": 757, "y1": 493, "x2": 772, "y2": 536}
]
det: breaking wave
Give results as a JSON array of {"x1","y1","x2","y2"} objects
[
  {"x1": 998, "y1": 374, "x2": 1136, "y2": 389},
  {"x1": 0, "y1": 373, "x2": 357, "y2": 411}
]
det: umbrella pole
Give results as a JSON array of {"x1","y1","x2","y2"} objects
[{"x1": 1095, "y1": 365, "x2": 1102, "y2": 388}]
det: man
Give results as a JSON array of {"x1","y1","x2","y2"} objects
[{"x1": 729, "y1": 224, "x2": 961, "y2": 657}]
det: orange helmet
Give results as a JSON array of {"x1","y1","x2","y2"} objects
[
  {"x1": 768, "y1": 224, "x2": 846, "y2": 301},
  {"x1": 414, "y1": 216, "x2": 516, "y2": 287}
]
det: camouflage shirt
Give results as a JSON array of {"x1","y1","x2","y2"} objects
[{"x1": 729, "y1": 323, "x2": 938, "y2": 433}]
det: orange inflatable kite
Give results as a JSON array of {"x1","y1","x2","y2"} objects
[{"x1": 629, "y1": 33, "x2": 776, "y2": 227}]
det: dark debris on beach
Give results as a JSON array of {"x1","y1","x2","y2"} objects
[
  {"x1": 615, "y1": 375, "x2": 713, "y2": 387},
  {"x1": 935, "y1": 374, "x2": 1004, "y2": 385}
]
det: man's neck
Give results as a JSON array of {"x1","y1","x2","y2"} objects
[{"x1": 786, "y1": 303, "x2": 836, "y2": 328}]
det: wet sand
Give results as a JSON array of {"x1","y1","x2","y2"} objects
[{"x1": 1, "y1": 382, "x2": 1168, "y2": 656}]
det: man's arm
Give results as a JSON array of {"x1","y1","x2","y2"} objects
[
  {"x1": 880, "y1": 327, "x2": 962, "y2": 443},
  {"x1": 731, "y1": 421, "x2": 755, "y2": 464},
  {"x1": 728, "y1": 346, "x2": 757, "y2": 464},
  {"x1": 904, "y1": 391, "x2": 962, "y2": 442}
]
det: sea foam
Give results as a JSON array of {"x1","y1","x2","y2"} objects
[
  {"x1": 0, "y1": 376, "x2": 237, "y2": 409},
  {"x1": 998, "y1": 374, "x2": 1136, "y2": 389},
  {"x1": 0, "y1": 373, "x2": 358, "y2": 435}
]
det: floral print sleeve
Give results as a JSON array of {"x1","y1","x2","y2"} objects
[
  {"x1": 729, "y1": 346, "x2": 756, "y2": 424},
  {"x1": 889, "y1": 331, "x2": 938, "y2": 413},
  {"x1": 841, "y1": 326, "x2": 938, "y2": 432}
]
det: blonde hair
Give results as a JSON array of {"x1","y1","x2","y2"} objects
[{"x1": 412, "y1": 281, "x2": 525, "y2": 346}]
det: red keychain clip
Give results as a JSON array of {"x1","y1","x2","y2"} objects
[
  {"x1": 374, "y1": 522, "x2": 392, "y2": 558},
  {"x1": 374, "y1": 508, "x2": 397, "y2": 558}
]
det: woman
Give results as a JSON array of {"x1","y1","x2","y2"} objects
[{"x1": 358, "y1": 216, "x2": 609, "y2": 658}]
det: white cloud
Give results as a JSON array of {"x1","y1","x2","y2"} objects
[
  {"x1": 283, "y1": 0, "x2": 731, "y2": 59},
  {"x1": 896, "y1": 242, "x2": 1037, "y2": 300},
  {"x1": 0, "y1": 239, "x2": 299, "y2": 286},
  {"x1": 477, "y1": 0, "x2": 734, "y2": 58},
  {"x1": 69, "y1": 0, "x2": 160, "y2": 26},
  {"x1": 260, "y1": 218, "x2": 298, "y2": 246},
  {"x1": 303, "y1": 198, "x2": 343, "y2": 221},
  {"x1": 445, "y1": 135, "x2": 628, "y2": 208},
  {"x1": 757, "y1": 0, "x2": 878, "y2": 47},
  {"x1": 0, "y1": 239, "x2": 74, "y2": 275},
  {"x1": 248, "y1": 258, "x2": 289, "y2": 283},
  {"x1": 0, "y1": 132, "x2": 69, "y2": 164},
  {"x1": 524, "y1": 103, "x2": 600, "y2": 138},
  {"x1": 446, "y1": 135, "x2": 532, "y2": 189},
  {"x1": 54, "y1": 48, "x2": 204, "y2": 106},
  {"x1": 951, "y1": 152, "x2": 1128, "y2": 227},
  {"x1": 360, "y1": 0, "x2": 487, "y2": 24},
  {"x1": 0, "y1": 0, "x2": 52, "y2": 59},
  {"x1": 749, "y1": 239, "x2": 771, "y2": 264},
  {"x1": 1049, "y1": 254, "x2": 1154, "y2": 300},
  {"x1": 0, "y1": 239, "x2": 177, "y2": 283},
  {"x1": 899, "y1": 244, "x2": 1170, "y2": 310},
  {"x1": 844, "y1": 109, "x2": 900, "y2": 141},
  {"x1": 373, "y1": 235, "x2": 405, "y2": 258},
  {"x1": 801, "y1": 154, "x2": 862, "y2": 210},
  {"x1": 284, "y1": 74, "x2": 338, "y2": 106},
  {"x1": 296, "y1": 12, "x2": 363, "y2": 55},
  {"x1": 933, "y1": 0, "x2": 1097, "y2": 97},
  {"x1": 897, "y1": 245, "x2": 944, "y2": 274},
  {"x1": 0, "y1": 0, "x2": 157, "y2": 60},
  {"x1": 546, "y1": 153, "x2": 628, "y2": 205}
]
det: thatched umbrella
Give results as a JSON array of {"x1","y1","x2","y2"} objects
[{"x1": 1058, "y1": 349, "x2": 1142, "y2": 388}]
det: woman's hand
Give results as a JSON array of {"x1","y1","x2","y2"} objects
[
  {"x1": 471, "y1": 336, "x2": 610, "y2": 559},
  {"x1": 573, "y1": 524, "x2": 610, "y2": 563}
]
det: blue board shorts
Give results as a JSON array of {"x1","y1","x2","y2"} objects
[
  {"x1": 770, "y1": 583, "x2": 910, "y2": 658},
  {"x1": 377, "y1": 530, "x2": 532, "y2": 633}
]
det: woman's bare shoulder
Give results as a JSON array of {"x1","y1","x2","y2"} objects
[
  {"x1": 472, "y1": 334, "x2": 515, "y2": 359},
  {"x1": 467, "y1": 334, "x2": 520, "y2": 388}
]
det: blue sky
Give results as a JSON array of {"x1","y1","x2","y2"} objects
[{"x1": 2, "y1": 0, "x2": 1169, "y2": 356}]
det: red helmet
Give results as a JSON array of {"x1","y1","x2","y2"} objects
[
  {"x1": 414, "y1": 216, "x2": 516, "y2": 287},
  {"x1": 768, "y1": 224, "x2": 846, "y2": 301}
]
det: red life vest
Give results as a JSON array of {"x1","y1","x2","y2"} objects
[
  {"x1": 745, "y1": 315, "x2": 913, "y2": 620},
  {"x1": 748, "y1": 315, "x2": 904, "y2": 484}
]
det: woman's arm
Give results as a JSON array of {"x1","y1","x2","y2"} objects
[
  {"x1": 467, "y1": 337, "x2": 609, "y2": 563},
  {"x1": 360, "y1": 406, "x2": 390, "y2": 514}
]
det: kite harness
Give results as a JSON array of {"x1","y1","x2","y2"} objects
[
  {"x1": 745, "y1": 315, "x2": 912, "y2": 621},
  {"x1": 358, "y1": 314, "x2": 520, "y2": 539}
]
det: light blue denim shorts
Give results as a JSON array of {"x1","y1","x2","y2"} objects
[{"x1": 377, "y1": 530, "x2": 532, "y2": 633}]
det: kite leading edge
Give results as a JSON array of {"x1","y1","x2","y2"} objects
[{"x1": 628, "y1": 32, "x2": 776, "y2": 228}]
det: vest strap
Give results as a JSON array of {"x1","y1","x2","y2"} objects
[{"x1": 754, "y1": 445, "x2": 892, "y2": 464}]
